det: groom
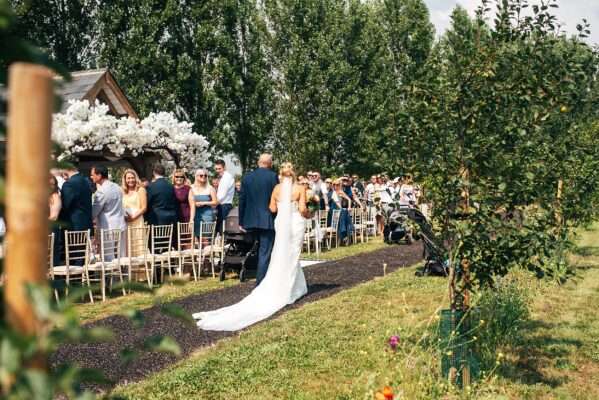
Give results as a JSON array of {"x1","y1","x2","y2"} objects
[{"x1": 239, "y1": 153, "x2": 279, "y2": 286}]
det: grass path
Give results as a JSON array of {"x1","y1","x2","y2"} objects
[{"x1": 112, "y1": 225, "x2": 599, "y2": 399}]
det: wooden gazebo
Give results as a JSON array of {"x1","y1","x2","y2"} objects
[{"x1": 55, "y1": 69, "x2": 159, "y2": 178}]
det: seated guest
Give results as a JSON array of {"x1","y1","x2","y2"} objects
[
  {"x1": 146, "y1": 164, "x2": 179, "y2": 226},
  {"x1": 189, "y1": 168, "x2": 217, "y2": 239},
  {"x1": 172, "y1": 169, "x2": 191, "y2": 222},
  {"x1": 121, "y1": 169, "x2": 147, "y2": 256},
  {"x1": 91, "y1": 165, "x2": 127, "y2": 257}
]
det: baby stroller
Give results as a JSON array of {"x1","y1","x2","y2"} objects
[
  {"x1": 383, "y1": 205, "x2": 415, "y2": 245},
  {"x1": 406, "y1": 207, "x2": 448, "y2": 277},
  {"x1": 220, "y1": 208, "x2": 258, "y2": 282}
]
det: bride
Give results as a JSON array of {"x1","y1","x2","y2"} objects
[{"x1": 193, "y1": 162, "x2": 309, "y2": 331}]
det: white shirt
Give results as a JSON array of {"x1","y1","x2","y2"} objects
[
  {"x1": 217, "y1": 170, "x2": 235, "y2": 205},
  {"x1": 365, "y1": 183, "x2": 375, "y2": 202},
  {"x1": 378, "y1": 184, "x2": 392, "y2": 203},
  {"x1": 310, "y1": 180, "x2": 328, "y2": 201}
]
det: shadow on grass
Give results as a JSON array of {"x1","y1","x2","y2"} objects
[{"x1": 498, "y1": 319, "x2": 583, "y2": 388}]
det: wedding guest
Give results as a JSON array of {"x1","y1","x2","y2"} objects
[
  {"x1": 332, "y1": 179, "x2": 353, "y2": 244},
  {"x1": 189, "y1": 169, "x2": 217, "y2": 238},
  {"x1": 49, "y1": 174, "x2": 62, "y2": 265},
  {"x1": 91, "y1": 165, "x2": 127, "y2": 257},
  {"x1": 172, "y1": 169, "x2": 191, "y2": 223},
  {"x1": 121, "y1": 169, "x2": 147, "y2": 256},
  {"x1": 140, "y1": 177, "x2": 150, "y2": 189},
  {"x1": 343, "y1": 176, "x2": 363, "y2": 208},
  {"x1": 49, "y1": 175, "x2": 62, "y2": 223},
  {"x1": 215, "y1": 159, "x2": 235, "y2": 233},
  {"x1": 310, "y1": 171, "x2": 329, "y2": 211},
  {"x1": 352, "y1": 174, "x2": 364, "y2": 197},
  {"x1": 399, "y1": 174, "x2": 416, "y2": 206},
  {"x1": 146, "y1": 164, "x2": 179, "y2": 226},
  {"x1": 365, "y1": 175, "x2": 376, "y2": 206},
  {"x1": 51, "y1": 168, "x2": 66, "y2": 190},
  {"x1": 59, "y1": 164, "x2": 93, "y2": 232}
]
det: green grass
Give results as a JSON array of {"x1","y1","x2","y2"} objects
[
  {"x1": 76, "y1": 237, "x2": 386, "y2": 323},
  {"x1": 112, "y1": 225, "x2": 599, "y2": 399}
]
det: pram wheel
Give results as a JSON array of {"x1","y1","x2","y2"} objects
[
  {"x1": 239, "y1": 267, "x2": 246, "y2": 282},
  {"x1": 219, "y1": 267, "x2": 226, "y2": 282}
]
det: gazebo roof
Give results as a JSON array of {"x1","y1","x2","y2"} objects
[{"x1": 55, "y1": 68, "x2": 138, "y2": 119}]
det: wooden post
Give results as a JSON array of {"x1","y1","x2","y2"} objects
[{"x1": 4, "y1": 63, "x2": 54, "y2": 367}]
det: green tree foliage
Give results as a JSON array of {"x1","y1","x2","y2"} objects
[
  {"x1": 402, "y1": 0, "x2": 599, "y2": 306},
  {"x1": 8, "y1": 0, "x2": 93, "y2": 70}
]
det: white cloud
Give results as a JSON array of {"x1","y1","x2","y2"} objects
[{"x1": 424, "y1": 0, "x2": 599, "y2": 45}]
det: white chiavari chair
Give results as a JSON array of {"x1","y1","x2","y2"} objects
[
  {"x1": 197, "y1": 221, "x2": 218, "y2": 278},
  {"x1": 149, "y1": 224, "x2": 174, "y2": 283},
  {"x1": 87, "y1": 228, "x2": 126, "y2": 302},
  {"x1": 172, "y1": 222, "x2": 197, "y2": 280},
  {"x1": 122, "y1": 224, "x2": 152, "y2": 289},
  {"x1": 53, "y1": 230, "x2": 92, "y2": 302}
]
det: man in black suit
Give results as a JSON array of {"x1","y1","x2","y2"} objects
[
  {"x1": 58, "y1": 165, "x2": 94, "y2": 264},
  {"x1": 239, "y1": 154, "x2": 278, "y2": 286},
  {"x1": 59, "y1": 165, "x2": 93, "y2": 232},
  {"x1": 146, "y1": 164, "x2": 178, "y2": 226}
]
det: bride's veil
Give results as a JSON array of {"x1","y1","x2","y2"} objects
[{"x1": 270, "y1": 176, "x2": 293, "y2": 272}]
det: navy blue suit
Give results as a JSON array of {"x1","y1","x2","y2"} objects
[
  {"x1": 146, "y1": 177, "x2": 179, "y2": 226},
  {"x1": 59, "y1": 173, "x2": 93, "y2": 232},
  {"x1": 239, "y1": 168, "x2": 278, "y2": 285}
]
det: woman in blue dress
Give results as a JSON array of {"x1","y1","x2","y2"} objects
[
  {"x1": 188, "y1": 169, "x2": 218, "y2": 238},
  {"x1": 331, "y1": 179, "x2": 354, "y2": 244}
]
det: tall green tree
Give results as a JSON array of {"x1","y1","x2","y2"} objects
[{"x1": 9, "y1": 0, "x2": 94, "y2": 70}]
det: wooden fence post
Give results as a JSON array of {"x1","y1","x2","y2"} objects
[{"x1": 4, "y1": 63, "x2": 54, "y2": 368}]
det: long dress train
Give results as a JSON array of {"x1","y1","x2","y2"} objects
[{"x1": 193, "y1": 178, "x2": 307, "y2": 331}]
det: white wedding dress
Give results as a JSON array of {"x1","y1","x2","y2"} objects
[{"x1": 193, "y1": 178, "x2": 308, "y2": 331}]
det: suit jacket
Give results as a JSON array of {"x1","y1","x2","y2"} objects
[
  {"x1": 59, "y1": 173, "x2": 93, "y2": 232},
  {"x1": 92, "y1": 180, "x2": 126, "y2": 231},
  {"x1": 146, "y1": 177, "x2": 178, "y2": 225},
  {"x1": 239, "y1": 168, "x2": 278, "y2": 231}
]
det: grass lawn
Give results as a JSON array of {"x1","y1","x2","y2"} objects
[
  {"x1": 76, "y1": 237, "x2": 384, "y2": 323},
  {"x1": 112, "y1": 225, "x2": 599, "y2": 399}
]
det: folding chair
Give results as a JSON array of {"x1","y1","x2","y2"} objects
[
  {"x1": 329, "y1": 210, "x2": 341, "y2": 249},
  {"x1": 47, "y1": 233, "x2": 60, "y2": 302}
]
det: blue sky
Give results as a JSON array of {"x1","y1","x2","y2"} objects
[{"x1": 424, "y1": 0, "x2": 599, "y2": 45}]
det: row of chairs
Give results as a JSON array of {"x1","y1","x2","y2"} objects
[
  {"x1": 48, "y1": 221, "x2": 223, "y2": 303},
  {"x1": 303, "y1": 208, "x2": 378, "y2": 254}
]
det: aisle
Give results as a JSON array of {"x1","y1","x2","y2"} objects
[{"x1": 52, "y1": 243, "x2": 423, "y2": 391}]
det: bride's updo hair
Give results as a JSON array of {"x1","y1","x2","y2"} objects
[{"x1": 279, "y1": 162, "x2": 296, "y2": 181}]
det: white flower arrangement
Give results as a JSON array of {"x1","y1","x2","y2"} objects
[{"x1": 52, "y1": 100, "x2": 209, "y2": 170}]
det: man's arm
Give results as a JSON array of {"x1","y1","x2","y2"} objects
[
  {"x1": 238, "y1": 177, "x2": 247, "y2": 228},
  {"x1": 92, "y1": 188, "x2": 105, "y2": 220},
  {"x1": 61, "y1": 181, "x2": 75, "y2": 214}
]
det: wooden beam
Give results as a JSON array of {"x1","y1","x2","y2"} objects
[{"x1": 4, "y1": 63, "x2": 53, "y2": 369}]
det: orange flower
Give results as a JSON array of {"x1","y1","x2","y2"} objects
[
  {"x1": 375, "y1": 392, "x2": 386, "y2": 400},
  {"x1": 382, "y1": 386, "x2": 394, "y2": 400}
]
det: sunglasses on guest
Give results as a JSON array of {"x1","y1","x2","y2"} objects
[
  {"x1": 175, "y1": 175, "x2": 185, "y2": 179},
  {"x1": 196, "y1": 174, "x2": 207, "y2": 178}
]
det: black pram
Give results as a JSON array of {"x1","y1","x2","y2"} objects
[
  {"x1": 405, "y1": 207, "x2": 448, "y2": 276},
  {"x1": 220, "y1": 208, "x2": 259, "y2": 282}
]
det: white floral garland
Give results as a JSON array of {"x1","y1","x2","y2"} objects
[{"x1": 52, "y1": 100, "x2": 209, "y2": 170}]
